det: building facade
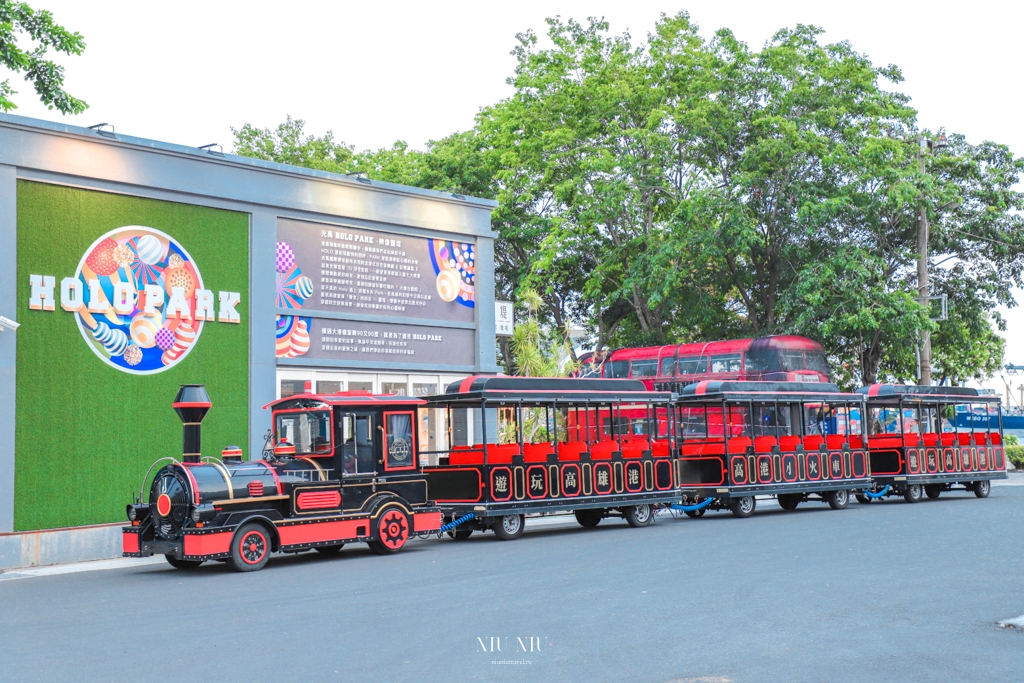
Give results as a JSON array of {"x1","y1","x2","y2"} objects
[{"x1": 0, "y1": 113, "x2": 499, "y2": 533}]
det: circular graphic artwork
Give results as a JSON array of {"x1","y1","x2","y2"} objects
[{"x1": 74, "y1": 226, "x2": 205, "y2": 374}]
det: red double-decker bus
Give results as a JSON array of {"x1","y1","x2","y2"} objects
[{"x1": 576, "y1": 336, "x2": 830, "y2": 391}]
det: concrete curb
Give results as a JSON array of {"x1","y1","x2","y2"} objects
[{"x1": 0, "y1": 523, "x2": 123, "y2": 571}]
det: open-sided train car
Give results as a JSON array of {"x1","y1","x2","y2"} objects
[
  {"x1": 419, "y1": 376, "x2": 678, "y2": 538},
  {"x1": 856, "y1": 384, "x2": 1006, "y2": 502},
  {"x1": 123, "y1": 385, "x2": 442, "y2": 571},
  {"x1": 674, "y1": 381, "x2": 872, "y2": 516}
]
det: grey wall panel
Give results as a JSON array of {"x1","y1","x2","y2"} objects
[
  {"x1": 250, "y1": 211, "x2": 278, "y2": 459},
  {"x1": 0, "y1": 164, "x2": 16, "y2": 532},
  {"x1": 0, "y1": 115, "x2": 496, "y2": 238},
  {"x1": 473, "y1": 238, "x2": 501, "y2": 373}
]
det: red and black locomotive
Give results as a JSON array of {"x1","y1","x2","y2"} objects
[{"x1": 123, "y1": 385, "x2": 442, "y2": 571}]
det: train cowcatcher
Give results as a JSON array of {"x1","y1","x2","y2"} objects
[{"x1": 122, "y1": 385, "x2": 442, "y2": 571}]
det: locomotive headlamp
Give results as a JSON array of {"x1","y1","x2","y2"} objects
[
  {"x1": 128, "y1": 506, "x2": 137, "y2": 521},
  {"x1": 191, "y1": 508, "x2": 202, "y2": 523}
]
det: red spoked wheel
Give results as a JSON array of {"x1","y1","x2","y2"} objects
[
  {"x1": 229, "y1": 522, "x2": 271, "y2": 572},
  {"x1": 369, "y1": 507, "x2": 410, "y2": 555}
]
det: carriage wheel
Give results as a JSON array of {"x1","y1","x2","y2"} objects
[
  {"x1": 492, "y1": 514, "x2": 525, "y2": 540},
  {"x1": 370, "y1": 507, "x2": 410, "y2": 555},
  {"x1": 973, "y1": 480, "x2": 991, "y2": 498},
  {"x1": 826, "y1": 489, "x2": 849, "y2": 510},
  {"x1": 924, "y1": 485, "x2": 942, "y2": 499},
  {"x1": 574, "y1": 509, "x2": 602, "y2": 528},
  {"x1": 684, "y1": 507, "x2": 706, "y2": 518},
  {"x1": 625, "y1": 504, "x2": 653, "y2": 528},
  {"x1": 229, "y1": 522, "x2": 271, "y2": 572},
  {"x1": 448, "y1": 528, "x2": 474, "y2": 540},
  {"x1": 777, "y1": 494, "x2": 800, "y2": 511},
  {"x1": 315, "y1": 543, "x2": 344, "y2": 555},
  {"x1": 903, "y1": 484, "x2": 922, "y2": 503},
  {"x1": 729, "y1": 496, "x2": 756, "y2": 518},
  {"x1": 855, "y1": 493, "x2": 872, "y2": 504},
  {"x1": 165, "y1": 555, "x2": 203, "y2": 570}
]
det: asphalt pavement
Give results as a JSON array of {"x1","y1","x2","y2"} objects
[{"x1": 2, "y1": 479, "x2": 1024, "y2": 683}]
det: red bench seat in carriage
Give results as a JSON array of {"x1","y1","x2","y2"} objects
[
  {"x1": 826, "y1": 435, "x2": 845, "y2": 450},
  {"x1": 804, "y1": 435, "x2": 824, "y2": 451},
  {"x1": 524, "y1": 442, "x2": 554, "y2": 462},
  {"x1": 448, "y1": 445, "x2": 484, "y2": 465},
  {"x1": 990, "y1": 432, "x2": 1002, "y2": 445},
  {"x1": 923, "y1": 433, "x2": 939, "y2": 448},
  {"x1": 903, "y1": 434, "x2": 921, "y2": 447},
  {"x1": 974, "y1": 432, "x2": 990, "y2": 446},
  {"x1": 621, "y1": 436, "x2": 650, "y2": 459},
  {"x1": 486, "y1": 443, "x2": 520, "y2": 464},
  {"x1": 727, "y1": 437, "x2": 752, "y2": 454},
  {"x1": 780, "y1": 435, "x2": 801, "y2": 452},
  {"x1": 651, "y1": 439, "x2": 671, "y2": 457},
  {"x1": 753, "y1": 436, "x2": 777, "y2": 453},
  {"x1": 590, "y1": 440, "x2": 619, "y2": 460},
  {"x1": 939, "y1": 433, "x2": 955, "y2": 447},
  {"x1": 868, "y1": 435, "x2": 902, "y2": 449},
  {"x1": 848, "y1": 434, "x2": 864, "y2": 448},
  {"x1": 557, "y1": 441, "x2": 586, "y2": 461},
  {"x1": 957, "y1": 433, "x2": 972, "y2": 446}
]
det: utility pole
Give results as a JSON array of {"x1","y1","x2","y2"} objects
[{"x1": 917, "y1": 136, "x2": 932, "y2": 385}]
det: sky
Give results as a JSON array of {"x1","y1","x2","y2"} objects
[{"x1": 9, "y1": 0, "x2": 1024, "y2": 398}]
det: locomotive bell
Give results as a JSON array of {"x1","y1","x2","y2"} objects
[{"x1": 173, "y1": 385, "x2": 212, "y2": 463}]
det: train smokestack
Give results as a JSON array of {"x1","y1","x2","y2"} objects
[{"x1": 173, "y1": 385, "x2": 211, "y2": 464}]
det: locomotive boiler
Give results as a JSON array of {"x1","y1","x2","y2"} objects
[{"x1": 123, "y1": 385, "x2": 442, "y2": 571}]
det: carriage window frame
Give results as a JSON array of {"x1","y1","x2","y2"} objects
[
  {"x1": 382, "y1": 411, "x2": 417, "y2": 472},
  {"x1": 275, "y1": 409, "x2": 333, "y2": 457}
]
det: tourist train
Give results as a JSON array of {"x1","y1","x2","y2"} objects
[{"x1": 123, "y1": 376, "x2": 1006, "y2": 571}]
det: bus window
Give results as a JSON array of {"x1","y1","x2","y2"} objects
[
  {"x1": 779, "y1": 351, "x2": 805, "y2": 371},
  {"x1": 727, "y1": 404, "x2": 751, "y2": 437},
  {"x1": 630, "y1": 360, "x2": 658, "y2": 378},
  {"x1": 804, "y1": 351, "x2": 829, "y2": 375},
  {"x1": 870, "y1": 407, "x2": 899, "y2": 434},
  {"x1": 711, "y1": 354, "x2": 743, "y2": 373},
  {"x1": 606, "y1": 360, "x2": 630, "y2": 378},
  {"x1": 660, "y1": 358, "x2": 676, "y2": 376},
  {"x1": 676, "y1": 356, "x2": 708, "y2": 375}
]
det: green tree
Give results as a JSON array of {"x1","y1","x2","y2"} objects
[
  {"x1": 231, "y1": 116, "x2": 356, "y2": 173},
  {"x1": 0, "y1": 1, "x2": 87, "y2": 114}
]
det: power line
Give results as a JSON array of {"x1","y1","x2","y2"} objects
[{"x1": 946, "y1": 227, "x2": 1019, "y2": 248}]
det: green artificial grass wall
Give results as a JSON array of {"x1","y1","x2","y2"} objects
[{"x1": 15, "y1": 181, "x2": 250, "y2": 531}]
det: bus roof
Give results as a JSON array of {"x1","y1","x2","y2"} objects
[
  {"x1": 856, "y1": 384, "x2": 996, "y2": 401},
  {"x1": 677, "y1": 380, "x2": 851, "y2": 400},
  {"x1": 603, "y1": 335, "x2": 824, "y2": 362}
]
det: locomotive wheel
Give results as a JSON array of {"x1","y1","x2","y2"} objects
[
  {"x1": 492, "y1": 514, "x2": 525, "y2": 540},
  {"x1": 855, "y1": 493, "x2": 872, "y2": 504},
  {"x1": 777, "y1": 494, "x2": 800, "y2": 511},
  {"x1": 624, "y1": 504, "x2": 653, "y2": 528},
  {"x1": 729, "y1": 496, "x2": 756, "y2": 518},
  {"x1": 684, "y1": 508, "x2": 706, "y2": 518},
  {"x1": 229, "y1": 522, "x2": 271, "y2": 572},
  {"x1": 447, "y1": 528, "x2": 474, "y2": 540},
  {"x1": 574, "y1": 509, "x2": 602, "y2": 528},
  {"x1": 973, "y1": 480, "x2": 991, "y2": 498},
  {"x1": 370, "y1": 507, "x2": 411, "y2": 555},
  {"x1": 165, "y1": 555, "x2": 203, "y2": 570},
  {"x1": 903, "y1": 484, "x2": 923, "y2": 503},
  {"x1": 315, "y1": 543, "x2": 344, "y2": 555},
  {"x1": 826, "y1": 489, "x2": 849, "y2": 510},
  {"x1": 924, "y1": 485, "x2": 942, "y2": 499}
]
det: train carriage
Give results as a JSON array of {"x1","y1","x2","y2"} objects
[
  {"x1": 419, "y1": 376, "x2": 678, "y2": 538},
  {"x1": 123, "y1": 385, "x2": 443, "y2": 571},
  {"x1": 674, "y1": 381, "x2": 872, "y2": 517},
  {"x1": 856, "y1": 384, "x2": 1007, "y2": 502}
]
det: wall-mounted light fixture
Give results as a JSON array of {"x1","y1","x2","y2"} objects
[{"x1": 87, "y1": 123, "x2": 116, "y2": 138}]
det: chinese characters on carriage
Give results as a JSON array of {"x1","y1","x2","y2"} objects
[
  {"x1": 673, "y1": 381, "x2": 872, "y2": 517},
  {"x1": 856, "y1": 385, "x2": 1006, "y2": 502},
  {"x1": 417, "y1": 376, "x2": 677, "y2": 538}
]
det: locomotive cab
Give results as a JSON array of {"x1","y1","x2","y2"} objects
[{"x1": 123, "y1": 386, "x2": 442, "y2": 572}]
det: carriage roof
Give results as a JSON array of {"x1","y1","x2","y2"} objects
[
  {"x1": 432, "y1": 375, "x2": 672, "y2": 403},
  {"x1": 856, "y1": 384, "x2": 997, "y2": 403}
]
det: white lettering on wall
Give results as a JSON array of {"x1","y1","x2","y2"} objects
[
  {"x1": 60, "y1": 277, "x2": 83, "y2": 311},
  {"x1": 87, "y1": 279, "x2": 109, "y2": 313},
  {"x1": 218, "y1": 291, "x2": 240, "y2": 323},
  {"x1": 194, "y1": 289, "x2": 216, "y2": 322},
  {"x1": 29, "y1": 275, "x2": 55, "y2": 311},
  {"x1": 143, "y1": 284, "x2": 164, "y2": 316},
  {"x1": 112, "y1": 282, "x2": 135, "y2": 315},
  {"x1": 165, "y1": 286, "x2": 191, "y2": 320}
]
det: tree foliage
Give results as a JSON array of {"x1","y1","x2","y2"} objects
[
  {"x1": 0, "y1": 1, "x2": 87, "y2": 114},
  {"x1": 233, "y1": 12, "x2": 1024, "y2": 387}
]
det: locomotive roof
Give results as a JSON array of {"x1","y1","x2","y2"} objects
[
  {"x1": 677, "y1": 380, "x2": 853, "y2": 400},
  {"x1": 856, "y1": 384, "x2": 996, "y2": 402},
  {"x1": 266, "y1": 392, "x2": 426, "y2": 410},
  {"x1": 432, "y1": 375, "x2": 670, "y2": 403}
]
